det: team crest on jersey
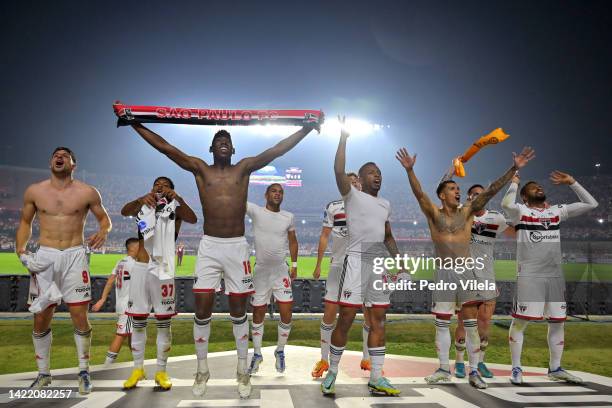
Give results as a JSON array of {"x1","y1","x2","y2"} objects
[
  {"x1": 343, "y1": 290, "x2": 352, "y2": 299},
  {"x1": 540, "y1": 218, "x2": 552, "y2": 229}
]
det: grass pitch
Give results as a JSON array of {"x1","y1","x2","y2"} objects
[
  {"x1": 1, "y1": 318, "x2": 611, "y2": 377},
  {"x1": 1, "y1": 253, "x2": 610, "y2": 281}
]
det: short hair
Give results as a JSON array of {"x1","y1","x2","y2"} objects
[
  {"x1": 154, "y1": 176, "x2": 175, "y2": 189},
  {"x1": 436, "y1": 180, "x2": 457, "y2": 197},
  {"x1": 467, "y1": 184, "x2": 485, "y2": 195},
  {"x1": 265, "y1": 183, "x2": 283, "y2": 194},
  {"x1": 212, "y1": 129, "x2": 232, "y2": 143},
  {"x1": 358, "y1": 162, "x2": 378, "y2": 177},
  {"x1": 520, "y1": 181, "x2": 537, "y2": 197},
  {"x1": 52, "y1": 146, "x2": 76, "y2": 163},
  {"x1": 125, "y1": 237, "x2": 139, "y2": 249},
  {"x1": 346, "y1": 172, "x2": 358, "y2": 179}
]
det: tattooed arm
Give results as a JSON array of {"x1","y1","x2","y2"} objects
[{"x1": 469, "y1": 147, "x2": 535, "y2": 214}]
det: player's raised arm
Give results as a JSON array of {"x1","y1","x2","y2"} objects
[
  {"x1": 334, "y1": 116, "x2": 352, "y2": 196},
  {"x1": 87, "y1": 187, "x2": 112, "y2": 250},
  {"x1": 131, "y1": 124, "x2": 202, "y2": 172},
  {"x1": 241, "y1": 124, "x2": 317, "y2": 173},
  {"x1": 550, "y1": 171, "x2": 598, "y2": 219},
  {"x1": 15, "y1": 185, "x2": 36, "y2": 256},
  {"x1": 501, "y1": 172, "x2": 521, "y2": 223},
  {"x1": 395, "y1": 148, "x2": 437, "y2": 219},
  {"x1": 470, "y1": 147, "x2": 535, "y2": 214}
]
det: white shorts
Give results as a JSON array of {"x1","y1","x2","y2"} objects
[
  {"x1": 126, "y1": 261, "x2": 177, "y2": 318},
  {"x1": 193, "y1": 235, "x2": 254, "y2": 297},
  {"x1": 251, "y1": 262, "x2": 293, "y2": 306},
  {"x1": 431, "y1": 268, "x2": 482, "y2": 318},
  {"x1": 27, "y1": 246, "x2": 91, "y2": 311},
  {"x1": 324, "y1": 263, "x2": 342, "y2": 304},
  {"x1": 512, "y1": 276, "x2": 566, "y2": 321},
  {"x1": 335, "y1": 255, "x2": 391, "y2": 308},
  {"x1": 116, "y1": 313, "x2": 133, "y2": 336}
]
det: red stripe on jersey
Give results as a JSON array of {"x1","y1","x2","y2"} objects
[{"x1": 520, "y1": 215, "x2": 560, "y2": 223}]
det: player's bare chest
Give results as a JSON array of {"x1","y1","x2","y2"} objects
[
  {"x1": 199, "y1": 169, "x2": 247, "y2": 191},
  {"x1": 432, "y1": 212, "x2": 470, "y2": 234},
  {"x1": 36, "y1": 191, "x2": 86, "y2": 216}
]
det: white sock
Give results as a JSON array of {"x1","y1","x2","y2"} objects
[
  {"x1": 368, "y1": 346, "x2": 385, "y2": 382},
  {"x1": 547, "y1": 321, "x2": 565, "y2": 371},
  {"x1": 277, "y1": 321, "x2": 291, "y2": 352},
  {"x1": 105, "y1": 351, "x2": 118, "y2": 365},
  {"x1": 156, "y1": 319, "x2": 172, "y2": 371},
  {"x1": 320, "y1": 321, "x2": 334, "y2": 361},
  {"x1": 455, "y1": 338, "x2": 465, "y2": 363},
  {"x1": 32, "y1": 329, "x2": 52, "y2": 375},
  {"x1": 74, "y1": 327, "x2": 92, "y2": 371},
  {"x1": 131, "y1": 320, "x2": 147, "y2": 369},
  {"x1": 231, "y1": 314, "x2": 249, "y2": 374},
  {"x1": 362, "y1": 324, "x2": 370, "y2": 360},
  {"x1": 509, "y1": 318, "x2": 528, "y2": 368},
  {"x1": 251, "y1": 321, "x2": 264, "y2": 354},
  {"x1": 194, "y1": 316, "x2": 212, "y2": 372},
  {"x1": 435, "y1": 318, "x2": 451, "y2": 371},
  {"x1": 480, "y1": 338, "x2": 488, "y2": 364},
  {"x1": 329, "y1": 344, "x2": 344, "y2": 374},
  {"x1": 463, "y1": 319, "x2": 480, "y2": 373}
]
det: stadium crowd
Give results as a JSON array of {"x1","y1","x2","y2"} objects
[{"x1": 1, "y1": 165, "x2": 611, "y2": 255}]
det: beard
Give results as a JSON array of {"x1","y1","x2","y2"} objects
[{"x1": 530, "y1": 193, "x2": 546, "y2": 203}]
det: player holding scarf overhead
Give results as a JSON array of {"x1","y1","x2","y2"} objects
[
  {"x1": 120, "y1": 177, "x2": 197, "y2": 391},
  {"x1": 122, "y1": 116, "x2": 319, "y2": 399},
  {"x1": 502, "y1": 171, "x2": 597, "y2": 385}
]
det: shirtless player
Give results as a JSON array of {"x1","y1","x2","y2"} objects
[
  {"x1": 128, "y1": 122, "x2": 318, "y2": 398},
  {"x1": 396, "y1": 146, "x2": 535, "y2": 389},
  {"x1": 16, "y1": 147, "x2": 112, "y2": 393}
]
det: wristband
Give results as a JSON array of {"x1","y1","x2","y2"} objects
[{"x1": 291, "y1": 262, "x2": 298, "y2": 268}]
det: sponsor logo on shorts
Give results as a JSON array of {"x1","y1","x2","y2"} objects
[
  {"x1": 343, "y1": 290, "x2": 352, "y2": 299},
  {"x1": 75, "y1": 286, "x2": 89, "y2": 293},
  {"x1": 519, "y1": 304, "x2": 527, "y2": 312},
  {"x1": 128, "y1": 300, "x2": 133, "y2": 308},
  {"x1": 137, "y1": 220, "x2": 147, "y2": 231},
  {"x1": 161, "y1": 299, "x2": 175, "y2": 305}
]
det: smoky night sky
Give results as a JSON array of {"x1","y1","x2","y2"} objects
[{"x1": 1, "y1": 0, "x2": 611, "y2": 187}]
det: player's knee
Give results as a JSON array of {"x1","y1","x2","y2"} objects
[
  {"x1": 480, "y1": 338, "x2": 488, "y2": 351},
  {"x1": 455, "y1": 338, "x2": 466, "y2": 351}
]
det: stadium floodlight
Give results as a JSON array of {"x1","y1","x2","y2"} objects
[
  {"x1": 322, "y1": 116, "x2": 385, "y2": 138},
  {"x1": 598, "y1": 218, "x2": 604, "y2": 224},
  {"x1": 301, "y1": 219, "x2": 306, "y2": 224},
  {"x1": 595, "y1": 163, "x2": 601, "y2": 168},
  {"x1": 170, "y1": 115, "x2": 385, "y2": 138},
  {"x1": 413, "y1": 220, "x2": 418, "y2": 226}
]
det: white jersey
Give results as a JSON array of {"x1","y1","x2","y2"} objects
[
  {"x1": 112, "y1": 256, "x2": 135, "y2": 313},
  {"x1": 343, "y1": 186, "x2": 391, "y2": 260},
  {"x1": 502, "y1": 181, "x2": 598, "y2": 278},
  {"x1": 137, "y1": 197, "x2": 178, "y2": 279},
  {"x1": 322, "y1": 199, "x2": 348, "y2": 266},
  {"x1": 470, "y1": 210, "x2": 508, "y2": 280},
  {"x1": 247, "y1": 202, "x2": 295, "y2": 266}
]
